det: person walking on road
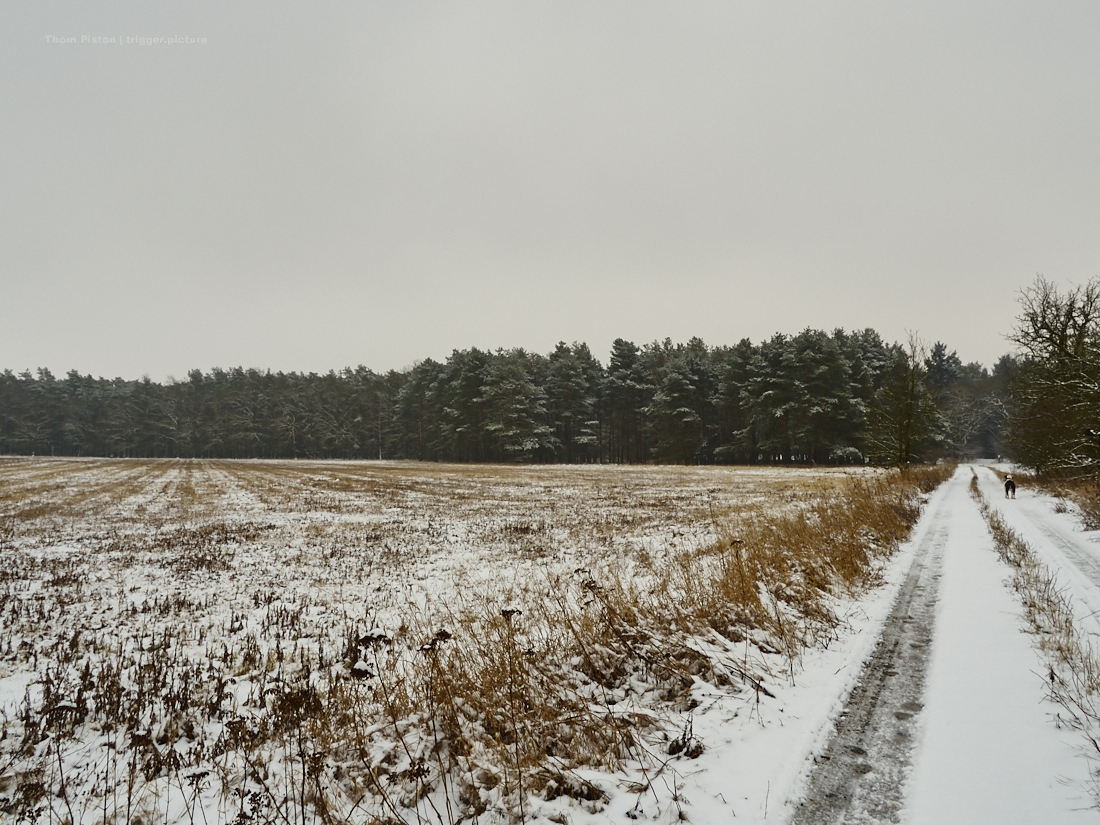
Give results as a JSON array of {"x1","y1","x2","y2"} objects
[{"x1": 1004, "y1": 474, "x2": 1016, "y2": 499}]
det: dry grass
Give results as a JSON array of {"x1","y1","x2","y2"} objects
[
  {"x1": 0, "y1": 459, "x2": 949, "y2": 824},
  {"x1": 1028, "y1": 475, "x2": 1100, "y2": 531}
]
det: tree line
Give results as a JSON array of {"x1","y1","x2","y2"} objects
[{"x1": 0, "y1": 329, "x2": 1012, "y2": 464}]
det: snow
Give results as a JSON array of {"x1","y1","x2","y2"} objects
[
  {"x1": 978, "y1": 467, "x2": 1100, "y2": 636},
  {"x1": 592, "y1": 466, "x2": 1100, "y2": 823},
  {"x1": 903, "y1": 467, "x2": 1096, "y2": 823},
  {"x1": 617, "y1": 531, "x2": 921, "y2": 824},
  {"x1": 3, "y1": 459, "x2": 1100, "y2": 823}
]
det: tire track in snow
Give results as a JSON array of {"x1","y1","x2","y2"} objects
[
  {"x1": 1009, "y1": 504, "x2": 1100, "y2": 586},
  {"x1": 789, "y1": 470, "x2": 961, "y2": 824},
  {"x1": 978, "y1": 468, "x2": 1100, "y2": 635}
]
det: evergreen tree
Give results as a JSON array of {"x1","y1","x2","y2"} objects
[
  {"x1": 789, "y1": 329, "x2": 859, "y2": 462},
  {"x1": 435, "y1": 349, "x2": 492, "y2": 462},
  {"x1": 714, "y1": 339, "x2": 756, "y2": 463},
  {"x1": 603, "y1": 339, "x2": 653, "y2": 463},
  {"x1": 395, "y1": 359, "x2": 444, "y2": 460},
  {"x1": 746, "y1": 334, "x2": 801, "y2": 462},
  {"x1": 648, "y1": 339, "x2": 716, "y2": 464},
  {"x1": 546, "y1": 342, "x2": 602, "y2": 463},
  {"x1": 480, "y1": 350, "x2": 554, "y2": 461}
]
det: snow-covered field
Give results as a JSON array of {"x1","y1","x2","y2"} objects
[
  {"x1": 0, "y1": 457, "x2": 846, "y2": 635},
  {"x1": 2, "y1": 458, "x2": 1098, "y2": 824},
  {"x1": 0, "y1": 458, "x2": 873, "y2": 824}
]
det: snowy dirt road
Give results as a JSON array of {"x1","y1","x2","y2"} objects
[{"x1": 783, "y1": 467, "x2": 1099, "y2": 823}]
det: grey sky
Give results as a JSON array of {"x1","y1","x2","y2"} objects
[{"x1": 3, "y1": 1, "x2": 1099, "y2": 380}]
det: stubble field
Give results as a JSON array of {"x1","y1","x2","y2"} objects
[{"x1": 0, "y1": 457, "x2": 935, "y2": 825}]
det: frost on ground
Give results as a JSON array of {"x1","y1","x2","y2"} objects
[{"x1": 0, "y1": 458, "x2": 936, "y2": 824}]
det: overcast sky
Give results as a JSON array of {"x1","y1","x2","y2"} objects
[{"x1": 3, "y1": 1, "x2": 1099, "y2": 380}]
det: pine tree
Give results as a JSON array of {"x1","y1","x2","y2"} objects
[
  {"x1": 603, "y1": 339, "x2": 653, "y2": 463},
  {"x1": 480, "y1": 350, "x2": 553, "y2": 461}
]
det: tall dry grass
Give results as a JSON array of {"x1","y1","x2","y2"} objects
[{"x1": 1028, "y1": 474, "x2": 1100, "y2": 531}]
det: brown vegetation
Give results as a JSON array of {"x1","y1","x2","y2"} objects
[{"x1": 0, "y1": 459, "x2": 949, "y2": 824}]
